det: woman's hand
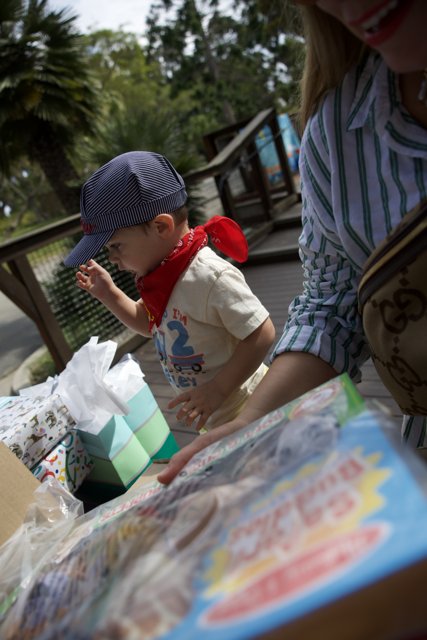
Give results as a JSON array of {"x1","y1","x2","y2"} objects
[{"x1": 157, "y1": 416, "x2": 247, "y2": 485}]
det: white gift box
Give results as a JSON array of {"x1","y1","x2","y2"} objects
[
  {"x1": 0, "y1": 395, "x2": 76, "y2": 469},
  {"x1": 32, "y1": 430, "x2": 93, "y2": 493}
]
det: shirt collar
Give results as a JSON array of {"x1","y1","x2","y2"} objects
[
  {"x1": 346, "y1": 52, "x2": 388, "y2": 131},
  {"x1": 347, "y1": 51, "x2": 427, "y2": 157}
]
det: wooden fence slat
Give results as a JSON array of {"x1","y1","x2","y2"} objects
[
  {"x1": 10, "y1": 256, "x2": 73, "y2": 370},
  {"x1": 0, "y1": 265, "x2": 38, "y2": 320}
]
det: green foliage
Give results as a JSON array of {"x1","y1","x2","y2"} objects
[
  {"x1": 0, "y1": 0, "x2": 99, "y2": 160},
  {"x1": 0, "y1": 0, "x2": 306, "y2": 237},
  {"x1": 29, "y1": 350, "x2": 56, "y2": 385},
  {"x1": 0, "y1": 207, "x2": 38, "y2": 239},
  {"x1": 82, "y1": 29, "x2": 165, "y2": 107},
  {"x1": 79, "y1": 29, "x2": 205, "y2": 225},
  {"x1": 146, "y1": 0, "x2": 306, "y2": 128},
  {"x1": 0, "y1": 162, "x2": 65, "y2": 240},
  {"x1": 0, "y1": 0, "x2": 100, "y2": 213}
]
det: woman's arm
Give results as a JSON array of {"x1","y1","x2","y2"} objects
[{"x1": 158, "y1": 350, "x2": 337, "y2": 484}]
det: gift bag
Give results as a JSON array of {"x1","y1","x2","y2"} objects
[
  {"x1": 32, "y1": 430, "x2": 93, "y2": 494},
  {"x1": 113, "y1": 363, "x2": 179, "y2": 462},
  {"x1": 54, "y1": 338, "x2": 179, "y2": 489},
  {"x1": 0, "y1": 395, "x2": 75, "y2": 469},
  {"x1": 78, "y1": 415, "x2": 151, "y2": 489}
]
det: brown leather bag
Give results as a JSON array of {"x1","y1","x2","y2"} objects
[{"x1": 358, "y1": 200, "x2": 427, "y2": 415}]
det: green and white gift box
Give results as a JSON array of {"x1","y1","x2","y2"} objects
[{"x1": 55, "y1": 338, "x2": 179, "y2": 490}]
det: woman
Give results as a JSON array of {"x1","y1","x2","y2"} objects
[{"x1": 158, "y1": 0, "x2": 427, "y2": 485}]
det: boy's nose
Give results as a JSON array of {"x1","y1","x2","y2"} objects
[{"x1": 108, "y1": 256, "x2": 120, "y2": 268}]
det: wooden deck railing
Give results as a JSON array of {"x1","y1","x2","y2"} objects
[{"x1": 0, "y1": 107, "x2": 298, "y2": 372}]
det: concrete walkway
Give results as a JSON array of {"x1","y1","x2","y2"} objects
[{"x1": 0, "y1": 292, "x2": 43, "y2": 396}]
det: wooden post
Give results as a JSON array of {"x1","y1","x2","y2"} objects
[
  {"x1": 269, "y1": 113, "x2": 296, "y2": 196},
  {"x1": 7, "y1": 256, "x2": 73, "y2": 371},
  {"x1": 247, "y1": 140, "x2": 274, "y2": 221}
]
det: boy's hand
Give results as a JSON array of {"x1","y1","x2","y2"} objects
[
  {"x1": 76, "y1": 259, "x2": 115, "y2": 301},
  {"x1": 168, "y1": 380, "x2": 227, "y2": 431}
]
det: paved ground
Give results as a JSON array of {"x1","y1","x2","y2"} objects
[{"x1": 0, "y1": 292, "x2": 43, "y2": 395}]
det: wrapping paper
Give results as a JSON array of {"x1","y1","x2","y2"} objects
[
  {"x1": 0, "y1": 395, "x2": 75, "y2": 469},
  {"x1": 32, "y1": 431, "x2": 93, "y2": 494}
]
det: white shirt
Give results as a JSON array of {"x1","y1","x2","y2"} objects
[
  {"x1": 273, "y1": 52, "x2": 427, "y2": 446},
  {"x1": 152, "y1": 246, "x2": 269, "y2": 428}
]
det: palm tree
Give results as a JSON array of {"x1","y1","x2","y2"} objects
[{"x1": 0, "y1": 0, "x2": 100, "y2": 215}]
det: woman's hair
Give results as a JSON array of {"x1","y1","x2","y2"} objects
[{"x1": 299, "y1": 6, "x2": 367, "y2": 129}]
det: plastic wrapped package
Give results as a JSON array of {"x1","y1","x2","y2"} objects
[
  {"x1": 0, "y1": 409, "x2": 340, "y2": 639},
  {"x1": 2, "y1": 376, "x2": 427, "y2": 640},
  {"x1": 0, "y1": 476, "x2": 219, "y2": 639},
  {"x1": 113, "y1": 411, "x2": 427, "y2": 640},
  {"x1": 0, "y1": 478, "x2": 83, "y2": 621}
]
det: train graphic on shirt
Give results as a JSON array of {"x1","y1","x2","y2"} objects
[{"x1": 154, "y1": 326, "x2": 205, "y2": 376}]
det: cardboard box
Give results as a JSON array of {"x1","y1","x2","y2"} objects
[{"x1": 0, "y1": 443, "x2": 40, "y2": 548}]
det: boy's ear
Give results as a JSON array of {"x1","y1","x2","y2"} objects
[{"x1": 153, "y1": 213, "x2": 174, "y2": 236}]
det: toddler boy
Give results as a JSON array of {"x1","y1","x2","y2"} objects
[{"x1": 64, "y1": 151, "x2": 275, "y2": 431}]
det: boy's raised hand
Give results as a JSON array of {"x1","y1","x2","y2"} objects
[
  {"x1": 168, "y1": 380, "x2": 227, "y2": 431},
  {"x1": 76, "y1": 259, "x2": 115, "y2": 301}
]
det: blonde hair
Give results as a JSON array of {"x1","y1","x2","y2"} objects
[{"x1": 299, "y1": 6, "x2": 367, "y2": 129}]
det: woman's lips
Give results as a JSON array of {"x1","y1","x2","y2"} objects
[
  {"x1": 351, "y1": 0, "x2": 414, "y2": 47},
  {"x1": 349, "y1": 0, "x2": 399, "y2": 28}
]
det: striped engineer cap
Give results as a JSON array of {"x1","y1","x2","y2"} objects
[{"x1": 63, "y1": 151, "x2": 187, "y2": 267}]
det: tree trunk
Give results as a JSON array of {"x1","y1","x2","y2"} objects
[
  {"x1": 189, "y1": 0, "x2": 236, "y2": 125},
  {"x1": 30, "y1": 125, "x2": 82, "y2": 216}
]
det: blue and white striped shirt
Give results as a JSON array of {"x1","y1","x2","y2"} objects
[{"x1": 273, "y1": 52, "x2": 427, "y2": 445}]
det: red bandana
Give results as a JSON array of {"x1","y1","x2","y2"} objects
[{"x1": 136, "y1": 215, "x2": 248, "y2": 331}]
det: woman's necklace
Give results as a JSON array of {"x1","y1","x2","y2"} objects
[{"x1": 417, "y1": 69, "x2": 427, "y2": 106}]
